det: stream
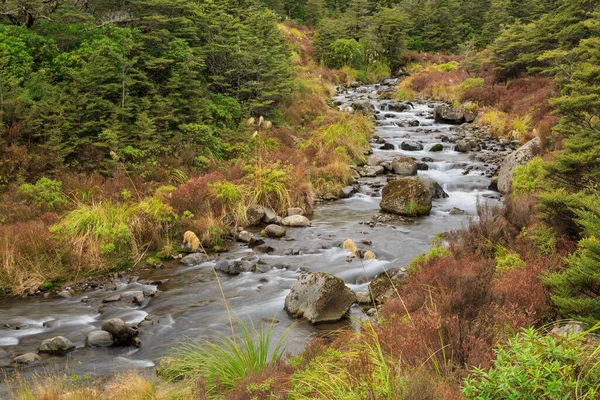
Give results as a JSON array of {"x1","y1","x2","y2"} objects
[{"x1": 0, "y1": 80, "x2": 511, "y2": 394}]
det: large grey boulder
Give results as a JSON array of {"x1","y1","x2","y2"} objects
[
  {"x1": 39, "y1": 336, "x2": 75, "y2": 354},
  {"x1": 460, "y1": 102, "x2": 478, "y2": 123},
  {"x1": 391, "y1": 156, "x2": 417, "y2": 176},
  {"x1": 351, "y1": 101, "x2": 376, "y2": 116},
  {"x1": 434, "y1": 104, "x2": 465, "y2": 124},
  {"x1": 408, "y1": 176, "x2": 448, "y2": 200},
  {"x1": 367, "y1": 155, "x2": 383, "y2": 166},
  {"x1": 284, "y1": 272, "x2": 356, "y2": 324},
  {"x1": 281, "y1": 215, "x2": 311, "y2": 227},
  {"x1": 497, "y1": 137, "x2": 541, "y2": 194},
  {"x1": 455, "y1": 140, "x2": 471, "y2": 153},
  {"x1": 262, "y1": 224, "x2": 286, "y2": 239},
  {"x1": 380, "y1": 178, "x2": 432, "y2": 216},
  {"x1": 101, "y1": 318, "x2": 136, "y2": 346},
  {"x1": 246, "y1": 205, "x2": 265, "y2": 226},
  {"x1": 85, "y1": 330, "x2": 114, "y2": 348},
  {"x1": 262, "y1": 207, "x2": 279, "y2": 224},
  {"x1": 400, "y1": 141, "x2": 424, "y2": 151}
]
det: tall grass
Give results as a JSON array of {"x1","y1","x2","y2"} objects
[{"x1": 159, "y1": 320, "x2": 288, "y2": 396}]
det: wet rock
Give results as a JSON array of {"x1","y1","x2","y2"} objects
[
  {"x1": 429, "y1": 143, "x2": 444, "y2": 152},
  {"x1": 181, "y1": 253, "x2": 209, "y2": 266},
  {"x1": 416, "y1": 162, "x2": 429, "y2": 171},
  {"x1": 361, "y1": 165, "x2": 385, "y2": 177},
  {"x1": 455, "y1": 140, "x2": 471, "y2": 153},
  {"x1": 369, "y1": 268, "x2": 407, "y2": 303},
  {"x1": 367, "y1": 154, "x2": 383, "y2": 166},
  {"x1": 351, "y1": 100, "x2": 376, "y2": 116},
  {"x1": 391, "y1": 156, "x2": 417, "y2": 176},
  {"x1": 132, "y1": 291, "x2": 144, "y2": 306},
  {"x1": 143, "y1": 288, "x2": 157, "y2": 297},
  {"x1": 85, "y1": 330, "x2": 114, "y2": 348},
  {"x1": 57, "y1": 289, "x2": 73, "y2": 299},
  {"x1": 101, "y1": 318, "x2": 136, "y2": 346},
  {"x1": 340, "y1": 185, "x2": 358, "y2": 199},
  {"x1": 284, "y1": 272, "x2": 357, "y2": 324},
  {"x1": 13, "y1": 353, "x2": 41, "y2": 365},
  {"x1": 254, "y1": 245, "x2": 275, "y2": 254},
  {"x1": 237, "y1": 231, "x2": 253, "y2": 243},
  {"x1": 246, "y1": 205, "x2": 265, "y2": 226},
  {"x1": 380, "y1": 142, "x2": 395, "y2": 150},
  {"x1": 497, "y1": 137, "x2": 540, "y2": 194},
  {"x1": 39, "y1": 336, "x2": 75, "y2": 354},
  {"x1": 262, "y1": 224, "x2": 286, "y2": 239},
  {"x1": 287, "y1": 207, "x2": 304, "y2": 216},
  {"x1": 262, "y1": 207, "x2": 279, "y2": 224},
  {"x1": 102, "y1": 293, "x2": 122, "y2": 303},
  {"x1": 355, "y1": 291, "x2": 372, "y2": 304},
  {"x1": 281, "y1": 215, "x2": 311, "y2": 227},
  {"x1": 363, "y1": 250, "x2": 377, "y2": 260},
  {"x1": 380, "y1": 178, "x2": 432, "y2": 216},
  {"x1": 248, "y1": 237, "x2": 265, "y2": 247},
  {"x1": 409, "y1": 176, "x2": 449, "y2": 199},
  {"x1": 449, "y1": 207, "x2": 466, "y2": 215},
  {"x1": 422, "y1": 157, "x2": 434, "y2": 162},
  {"x1": 400, "y1": 141, "x2": 424, "y2": 151},
  {"x1": 43, "y1": 320, "x2": 59, "y2": 328},
  {"x1": 434, "y1": 104, "x2": 464, "y2": 124},
  {"x1": 460, "y1": 102, "x2": 478, "y2": 123}
]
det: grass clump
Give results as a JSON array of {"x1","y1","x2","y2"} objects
[
  {"x1": 159, "y1": 320, "x2": 288, "y2": 396},
  {"x1": 462, "y1": 327, "x2": 600, "y2": 399}
]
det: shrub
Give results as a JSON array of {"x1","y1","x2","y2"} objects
[
  {"x1": 435, "y1": 61, "x2": 459, "y2": 72},
  {"x1": 512, "y1": 157, "x2": 547, "y2": 195},
  {"x1": 495, "y1": 251, "x2": 525, "y2": 274},
  {"x1": 18, "y1": 177, "x2": 68, "y2": 211},
  {"x1": 324, "y1": 39, "x2": 365, "y2": 70},
  {"x1": 462, "y1": 328, "x2": 600, "y2": 399},
  {"x1": 159, "y1": 321, "x2": 288, "y2": 396}
]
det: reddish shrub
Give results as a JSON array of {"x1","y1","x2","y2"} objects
[{"x1": 169, "y1": 172, "x2": 225, "y2": 215}]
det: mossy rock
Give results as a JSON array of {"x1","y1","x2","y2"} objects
[
  {"x1": 379, "y1": 178, "x2": 432, "y2": 216},
  {"x1": 429, "y1": 143, "x2": 443, "y2": 152}
]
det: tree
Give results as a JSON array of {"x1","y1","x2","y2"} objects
[
  {"x1": 370, "y1": 6, "x2": 408, "y2": 72},
  {"x1": 324, "y1": 38, "x2": 365, "y2": 69}
]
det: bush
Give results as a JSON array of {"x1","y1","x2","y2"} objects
[
  {"x1": 18, "y1": 177, "x2": 68, "y2": 211},
  {"x1": 495, "y1": 251, "x2": 525, "y2": 274},
  {"x1": 324, "y1": 39, "x2": 365, "y2": 70},
  {"x1": 462, "y1": 328, "x2": 600, "y2": 399},
  {"x1": 512, "y1": 157, "x2": 547, "y2": 195}
]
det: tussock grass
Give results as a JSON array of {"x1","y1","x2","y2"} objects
[{"x1": 158, "y1": 320, "x2": 288, "y2": 395}]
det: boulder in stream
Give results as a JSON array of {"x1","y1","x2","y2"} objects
[
  {"x1": 181, "y1": 253, "x2": 209, "y2": 266},
  {"x1": 281, "y1": 215, "x2": 311, "y2": 227},
  {"x1": 408, "y1": 176, "x2": 448, "y2": 200},
  {"x1": 13, "y1": 353, "x2": 41, "y2": 365},
  {"x1": 85, "y1": 330, "x2": 114, "y2": 348},
  {"x1": 434, "y1": 104, "x2": 465, "y2": 124},
  {"x1": 400, "y1": 141, "x2": 424, "y2": 151},
  {"x1": 246, "y1": 205, "x2": 265, "y2": 226},
  {"x1": 284, "y1": 272, "x2": 356, "y2": 324},
  {"x1": 262, "y1": 224, "x2": 286, "y2": 239},
  {"x1": 497, "y1": 137, "x2": 540, "y2": 194},
  {"x1": 101, "y1": 318, "x2": 137, "y2": 347},
  {"x1": 380, "y1": 178, "x2": 432, "y2": 216},
  {"x1": 39, "y1": 336, "x2": 75, "y2": 354},
  {"x1": 391, "y1": 156, "x2": 417, "y2": 176}
]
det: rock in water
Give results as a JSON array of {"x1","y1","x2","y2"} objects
[
  {"x1": 101, "y1": 318, "x2": 136, "y2": 346},
  {"x1": 351, "y1": 101, "x2": 376, "y2": 116},
  {"x1": 181, "y1": 253, "x2": 209, "y2": 266},
  {"x1": 262, "y1": 224, "x2": 286, "y2": 238},
  {"x1": 434, "y1": 104, "x2": 465, "y2": 124},
  {"x1": 497, "y1": 137, "x2": 540, "y2": 194},
  {"x1": 380, "y1": 178, "x2": 432, "y2": 216},
  {"x1": 281, "y1": 215, "x2": 311, "y2": 227},
  {"x1": 284, "y1": 272, "x2": 356, "y2": 324},
  {"x1": 287, "y1": 207, "x2": 304, "y2": 216},
  {"x1": 455, "y1": 140, "x2": 471, "y2": 153},
  {"x1": 391, "y1": 156, "x2": 417, "y2": 176},
  {"x1": 237, "y1": 231, "x2": 253, "y2": 243},
  {"x1": 39, "y1": 336, "x2": 75, "y2": 354},
  {"x1": 408, "y1": 176, "x2": 448, "y2": 200},
  {"x1": 367, "y1": 155, "x2": 383, "y2": 166},
  {"x1": 13, "y1": 353, "x2": 41, "y2": 365},
  {"x1": 85, "y1": 330, "x2": 114, "y2": 347},
  {"x1": 246, "y1": 205, "x2": 265, "y2": 226},
  {"x1": 400, "y1": 141, "x2": 424, "y2": 151},
  {"x1": 262, "y1": 208, "x2": 279, "y2": 224},
  {"x1": 429, "y1": 143, "x2": 443, "y2": 152},
  {"x1": 363, "y1": 251, "x2": 377, "y2": 260}
]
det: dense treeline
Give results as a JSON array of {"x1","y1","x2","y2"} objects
[{"x1": 0, "y1": 0, "x2": 291, "y2": 179}]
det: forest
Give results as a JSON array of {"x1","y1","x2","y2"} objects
[{"x1": 1, "y1": 0, "x2": 600, "y2": 398}]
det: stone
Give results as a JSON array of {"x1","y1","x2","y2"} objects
[
  {"x1": 355, "y1": 291, "x2": 372, "y2": 304},
  {"x1": 254, "y1": 245, "x2": 275, "y2": 254},
  {"x1": 380, "y1": 142, "x2": 395, "y2": 150},
  {"x1": 287, "y1": 207, "x2": 304, "y2": 216},
  {"x1": 460, "y1": 101, "x2": 478, "y2": 123},
  {"x1": 57, "y1": 290, "x2": 73, "y2": 299},
  {"x1": 281, "y1": 215, "x2": 311, "y2": 227},
  {"x1": 434, "y1": 104, "x2": 465, "y2": 124},
  {"x1": 13, "y1": 353, "x2": 41, "y2": 365},
  {"x1": 248, "y1": 237, "x2": 266, "y2": 247},
  {"x1": 363, "y1": 250, "x2": 377, "y2": 260},
  {"x1": 400, "y1": 141, "x2": 424, "y2": 151},
  {"x1": 455, "y1": 140, "x2": 471, "y2": 153},
  {"x1": 551, "y1": 323, "x2": 585, "y2": 336},
  {"x1": 284, "y1": 272, "x2": 357, "y2": 324},
  {"x1": 449, "y1": 207, "x2": 466, "y2": 215},
  {"x1": 262, "y1": 207, "x2": 279, "y2": 224},
  {"x1": 422, "y1": 157, "x2": 434, "y2": 162},
  {"x1": 391, "y1": 156, "x2": 417, "y2": 176},
  {"x1": 132, "y1": 291, "x2": 144, "y2": 306},
  {"x1": 380, "y1": 178, "x2": 432, "y2": 216},
  {"x1": 367, "y1": 155, "x2": 383, "y2": 166},
  {"x1": 497, "y1": 137, "x2": 541, "y2": 194},
  {"x1": 39, "y1": 336, "x2": 75, "y2": 354},
  {"x1": 85, "y1": 330, "x2": 114, "y2": 347},
  {"x1": 362, "y1": 165, "x2": 385, "y2": 177},
  {"x1": 429, "y1": 143, "x2": 444, "y2": 152},
  {"x1": 43, "y1": 320, "x2": 59, "y2": 328},
  {"x1": 102, "y1": 293, "x2": 121, "y2": 303},
  {"x1": 408, "y1": 176, "x2": 449, "y2": 200},
  {"x1": 181, "y1": 252, "x2": 209, "y2": 266},
  {"x1": 101, "y1": 318, "x2": 136, "y2": 346},
  {"x1": 416, "y1": 162, "x2": 429, "y2": 171},
  {"x1": 351, "y1": 100, "x2": 376, "y2": 116},
  {"x1": 237, "y1": 231, "x2": 253, "y2": 243},
  {"x1": 369, "y1": 270, "x2": 407, "y2": 303},
  {"x1": 262, "y1": 224, "x2": 286, "y2": 239},
  {"x1": 246, "y1": 205, "x2": 265, "y2": 226},
  {"x1": 340, "y1": 186, "x2": 357, "y2": 199}
]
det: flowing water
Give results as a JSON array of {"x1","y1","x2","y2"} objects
[{"x1": 0, "y1": 81, "x2": 510, "y2": 394}]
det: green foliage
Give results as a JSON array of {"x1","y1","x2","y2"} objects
[
  {"x1": 495, "y1": 251, "x2": 525, "y2": 274},
  {"x1": 544, "y1": 196, "x2": 600, "y2": 325},
  {"x1": 324, "y1": 39, "x2": 365, "y2": 69},
  {"x1": 524, "y1": 223, "x2": 556, "y2": 255},
  {"x1": 512, "y1": 157, "x2": 547, "y2": 195},
  {"x1": 435, "y1": 61, "x2": 459, "y2": 72},
  {"x1": 245, "y1": 162, "x2": 292, "y2": 214},
  {"x1": 158, "y1": 320, "x2": 288, "y2": 395},
  {"x1": 458, "y1": 77, "x2": 485, "y2": 92},
  {"x1": 407, "y1": 245, "x2": 449, "y2": 274},
  {"x1": 462, "y1": 328, "x2": 600, "y2": 399},
  {"x1": 18, "y1": 177, "x2": 68, "y2": 210}
]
